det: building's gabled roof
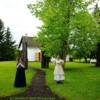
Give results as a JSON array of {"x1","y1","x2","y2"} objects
[{"x1": 18, "y1": 36, "x2": 41, "y2": 48}]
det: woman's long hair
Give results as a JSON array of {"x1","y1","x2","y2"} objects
[{"x1": 16, "y1": 56, "x2": 24, "y2": 65}]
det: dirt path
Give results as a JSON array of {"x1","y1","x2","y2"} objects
[{"x1": 0, "y1": 68, "x2": 66, "y2": 100}]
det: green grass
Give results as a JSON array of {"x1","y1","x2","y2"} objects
[
  {"x1": 0, "y1": 61, "x2": 100, "y2": 100},
  {"x1": 28, "y1": 61, "x2": 41, "y2": 69},
  {"x1": 45, "y1": 62, "x2": 100, "y2": 100},
  {"x1": 0, "y1": 61, "x2": 34, "y2": 96}
]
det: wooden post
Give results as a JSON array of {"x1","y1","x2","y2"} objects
[{"x1": 22, "y1": 41, "x2": 28, "y2": 69}]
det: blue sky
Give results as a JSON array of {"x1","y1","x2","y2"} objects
[{"x1": 0, "y1": 0, "x2": 42, "y2": 44}]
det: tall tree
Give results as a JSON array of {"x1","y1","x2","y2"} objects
[
  {"x1": 69, "y1": 11, "x2": 99, "y2": 62},
  {"x1": 0, "y1": 19, "x2": 5, "y2": 60},
  {"x1": 28, "y1": 0, "x2": 98, "y2": 67},
  {"x1": 0, "y1": 19, "x2": 4, "y2": 31},
  {"x1": 28, "y1": 0, "x2": 84, "y2": 57},
  {"x1": 93, "y1": 3, "x2": 100, "y2": 66},
  {"x1": 2, "y1": 27, "x2": 16, "y2": 60}
]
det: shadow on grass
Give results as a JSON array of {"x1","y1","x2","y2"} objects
[
  {"x1": 64, "y1": 68, "x2": 83, "y2": 72},
  {"x1": 64, "y1": 65, "x2": 96, "y2": 72}
]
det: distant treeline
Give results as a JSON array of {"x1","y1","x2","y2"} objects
[{"x1": 0, "y1": 19, "x2": 16, "y2": 61}]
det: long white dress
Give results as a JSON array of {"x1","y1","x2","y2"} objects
[{"x1": 54, "y1": 59, "x2": 65, "y2": 81}]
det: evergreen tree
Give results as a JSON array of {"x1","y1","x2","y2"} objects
[
  {"x1": 2, "y1": 27, "x2": 16, "y2": 60},
  {"x1": 0, "y1": 19, "x2": 4, "y2": 31},
  {"x1": 0, "y1": 19, "x2": 16, "y2": 61},
  {"x1": 0, "y1": 19, "x2": 5, "y2": 60}
]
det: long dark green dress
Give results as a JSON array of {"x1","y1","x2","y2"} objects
[{"x1": 14, "y1": 63, "x2": 26, "y2": 87}]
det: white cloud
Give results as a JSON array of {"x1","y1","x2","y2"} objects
[{"x1": 0, "y1": 0, "x2": 42, "y2": 44}]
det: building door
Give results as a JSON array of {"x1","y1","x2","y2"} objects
[{"x1": 35, "y1": 52, "x2": 41, "y2": 61}]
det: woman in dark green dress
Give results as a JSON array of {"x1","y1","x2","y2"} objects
[{"x1": 14, "y1": 58, "x2": 26, "y2": 87}]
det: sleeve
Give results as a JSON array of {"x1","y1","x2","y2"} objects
[
  {"x1": 17, "y1": 64, "x2": 20, "y2": 68},
  {"x1": 51, "y1": 58, "x2": 56, "y2": 62},
  {"x1": 17, "y1": 63, "x2": 25, "y2": 68},
  {"x1": 51, "y1": 58, "x2": 56, "y2": 66},
  {"x1": 21, "y1": 63, "x2": 25, "y2": 68}
]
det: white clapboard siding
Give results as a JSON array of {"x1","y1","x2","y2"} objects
[{"x1": 27, "y1": 47, "x2": 41, "y2": 61}]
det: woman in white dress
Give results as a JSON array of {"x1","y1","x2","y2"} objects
[{"x1": 53, "y1": 56, "x2": 65, "y2": 83}]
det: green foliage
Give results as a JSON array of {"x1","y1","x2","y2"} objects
[
  {"x1": 0, "y1": 19, "x2": 5, "y2": 59},
  {"x1": 2, "y1": 27, "x2": 16, "y2": 60},
  {"x1": 0, "y1": 21, "x2": 16, "y2": 61},
  {"x1": 0, "y1": 19, "x2": 4, "y2": 31},
  {"x1": 28, "y1": 0, "x2": 99, "y2": 59},
  {"x1": 93, "y1": 3, "x2": 100, "y2": 24},
  {"x1": 92, "y1": 3, "x2": 100, "y2": 66},
  {"x1": 28, "y1": 0, "x2": 78, "y2": 57},
  {"x1": 69, "y1": 11, "x2": 99, "y2": 58}
]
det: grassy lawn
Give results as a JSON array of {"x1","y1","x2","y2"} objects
[
  {"x1": 0, "y1": 61, "x2": 34, "y2": 96},
  {"x1": 0, "y1": 61, "x2": 100, "y2": 100},
  {"x1": 45, "y1": 62, "x2": 100, "y2": 100}
]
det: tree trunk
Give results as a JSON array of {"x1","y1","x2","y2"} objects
[
  {"x1": 22, "y1": 42, "x2": 28, "y2": 69},
  {"x1": 96, "y1": 43, "x2": 100, "y2": 67},
  {"x1": 41, "y1": 51, "x2": 50, "y2": 68},
  {"x1": 84, "y1": 57, "x2": 87, "y2": 63},
  {"x1": 59, "y1": 52, "x2": 66, "y2": 69}
]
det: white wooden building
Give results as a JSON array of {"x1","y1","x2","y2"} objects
[
  {"x1": 18, "y1": 36, "x2": 41, "y2": 61},
  {"x1": 18, "y1": 36, "x2": 70, "y2": 62}
]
